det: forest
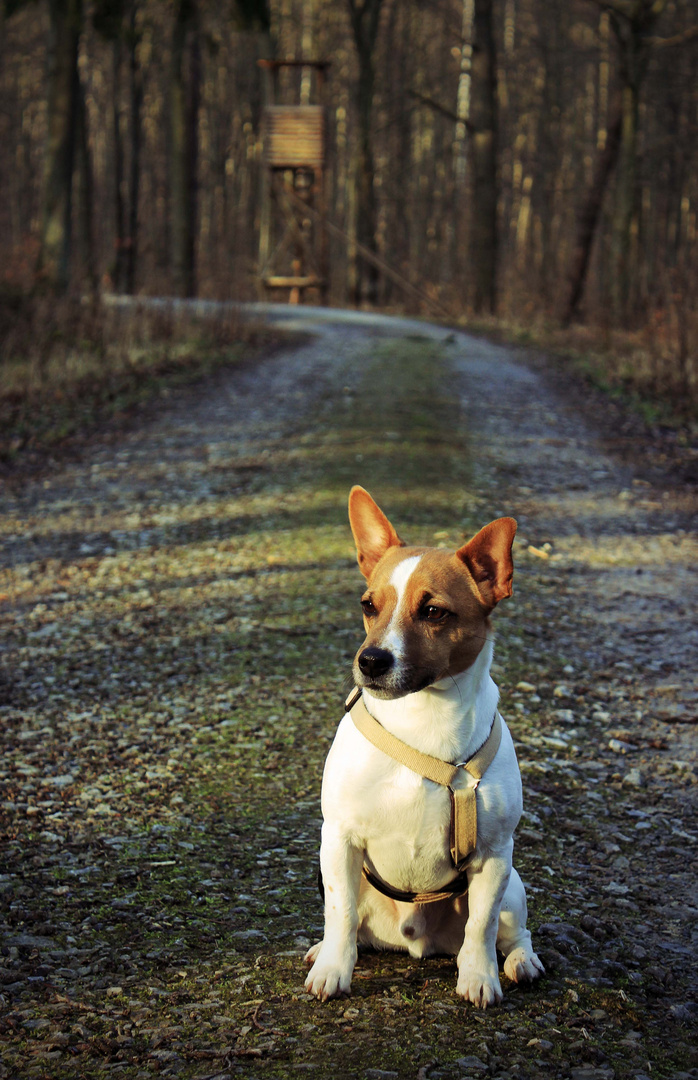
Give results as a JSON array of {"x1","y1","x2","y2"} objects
[{"x1": 1, "y1": 0, "x2": 697, "y2": 408}]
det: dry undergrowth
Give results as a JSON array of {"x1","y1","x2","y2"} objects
[
  {"x1": 461, "y1": 311, "x2": 698, "y2": 429},
  {"x1": 0, "y1": 294, "x2": 272, "y2": 469}
]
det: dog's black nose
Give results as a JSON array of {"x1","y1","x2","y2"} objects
[{"x1": 358, "y1": 647, "x2": 393, "y2": 679}]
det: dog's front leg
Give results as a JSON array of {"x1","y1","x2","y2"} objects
[
  {"x1": 456, "y1": 845, "x2": 512, "y2": 1007},
  {"x1": 304, "y1": 823, "x2": 363, "y2": 1001}
]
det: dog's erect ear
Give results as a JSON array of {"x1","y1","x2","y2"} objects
[
  {"x1": 348, "y1": 486, "x2": 404, "y2": 579},
  {"x1": 456, "y1": 517, "x2": 517, "y2": 610}
]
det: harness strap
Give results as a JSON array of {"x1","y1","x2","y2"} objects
[
  {"x1": 347, "y1": 692, "x2": 502, "y2": 871},
  {"x1": 361, "y1": 864, "x2": 470, "y2": 905},
  {"x1": 317, "y1": 863, "x2": 470, "y2": 906}
]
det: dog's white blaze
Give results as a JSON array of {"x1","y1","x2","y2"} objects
[
  {"x1": 381, "y1": 554, "x2": 422, "y2": 658},
  {"x1": 390, "y1": 554, "x2": 423, "y2": 599}
]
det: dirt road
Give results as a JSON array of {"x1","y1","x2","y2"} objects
[{"x1": 1, "y1": 309, "x2": 696, "y2": 1079}]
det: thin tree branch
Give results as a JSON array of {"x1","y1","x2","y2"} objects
[
  {"x1": 583, "y1": 0, "x2": 671, "y2": 27},
  {"x1": 582, "y1": 0, "x2": 638, "y2": 19},
  {"x1": 646, "y1": 23, "x2": 698, "y2": 48},
  {"x1": 408, "y1": 88, "x2": 473, "y2": 130}
]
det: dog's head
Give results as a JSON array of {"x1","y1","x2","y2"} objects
[{"x1": 348, "y1": 486, "x2": 516, "y2": 699}]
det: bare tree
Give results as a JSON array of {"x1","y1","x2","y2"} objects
[
  {"x1": 37, "y1": 0, "x2": 82, "y2": 291},
  {"x1": 125, "y1": 3, "x2": 143, "y2": 295},
  {"x1": 469, "y1": 0, "x2": 498, "y2": 313},
  {"x1": 454, "y1": 0, "x2": 474, "y2": 186},
  {"x1": 170, "y1": 0, "x2": 200, "y2": 298},
  {"x1": 584, "y1": 0, "x2": 669, "y2": 319},
  {"x1": 347, "y1": 0, "x2": 384, "y2": 304},
  {"x1": 561, "y1": 101, "x2": 623, "y2": 324},
  {"x1": 96, "y1": 0, "x2": 143, "y2": 294}
]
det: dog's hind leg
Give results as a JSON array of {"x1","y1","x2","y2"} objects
[{"x1": 496, "y1": 867, "x2": 545, "y2": 983}]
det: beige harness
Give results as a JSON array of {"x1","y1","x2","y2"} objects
[{"x1": 345, "y1": 688, "x2": 502, "y2": 904}]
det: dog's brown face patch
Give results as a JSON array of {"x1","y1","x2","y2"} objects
[{"x1": 353, "y1": 547, "x2": 492, "y2": 698}]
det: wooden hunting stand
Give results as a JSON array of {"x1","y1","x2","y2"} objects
[{"x1": 257, "y1": 59, "x2": 329, "y2": 304}]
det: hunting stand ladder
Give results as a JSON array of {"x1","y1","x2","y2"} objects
[{"x1": 258, "y1": 59, "x2": 329, "y2": 304}]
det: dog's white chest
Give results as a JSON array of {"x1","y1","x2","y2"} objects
[{"x1": 322, "y1": 719, "x2": 455, "y2": 889}]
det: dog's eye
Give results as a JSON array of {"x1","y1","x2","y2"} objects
[
  {"x1": 422, "y1": 605, "x2": 449, "y2": 623},
  {"x1": 361, "y1": 599, "x2": 377, "y2": 617}
]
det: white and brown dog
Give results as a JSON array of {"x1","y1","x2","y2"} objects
[{"x1": 304, "y1": 486, "x2": 544, "y2": 1007}]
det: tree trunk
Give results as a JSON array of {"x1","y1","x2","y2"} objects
[
  {"x1": 170, "y1": 0, "x2": 200, "y2": 298},
  {"x1": 533, "y1": 0, "x2": 567, "y2": 304},
  {"x1": 110, "y1": 3, "x2": 142, "y2": 295},
  {"x1": 354, "y1": 41, "x2": 378, "y2": 303},
  {"x1": 0, "y1": 4, "x2": 5, "y2": 81},
  {"x1": 126, "y1": 1, "x2": 143, "y2": 295},
  {"x1": 469, "y1": 0, "x2": 498, "y2": 314},
  {"x1": 454, "y1": 0, "x2": 474, "y2": 186},
  {"x1": 561, "y1": 103, "x2": 623, "y2": 324},
  {"x1": 610, "y1": 71, "x2": 640, "y2": 320},
  {"x1": 113, "y1": 38, "x2": 128, "y2": 292},
  {"x1": 37, "y1": 0, "x2": 82, "y2": 291},
  {"x1": 606, "y1": 0, "x2": 669, "y2": 322},
  {"x1": 347, "y1": 0, "x2": 383, "y2": 306},
  {"x1": 75, "y1": 72, "x2": 95, "y2": 289}
]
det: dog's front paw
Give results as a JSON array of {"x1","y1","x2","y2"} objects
[
  {"x1": 503, "y1": 945, "x2": 545, "y2": 984},
  {"x1": 456, "y1": 968, "x2": 503, "y2": 1008},
  {"x1": 456, "y1": 946, "x2": 502, "y2": 1008},
  {"x1": 304, "y1": 943, "x2": 357, "y2": 1002}
]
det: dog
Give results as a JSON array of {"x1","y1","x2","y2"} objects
[{"x1": 304, "y1": 486, "x2": 544, "y2": 1007}]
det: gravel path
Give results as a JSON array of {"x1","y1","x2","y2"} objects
[{"x1": 0, "y1": 309, "x2": 696, "y2": 1080}]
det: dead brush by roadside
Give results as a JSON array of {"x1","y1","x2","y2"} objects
[
  {"x1": 0, "y1": 291, "x2": 264, "y2": 470},
  {"x1": 461, "y1": 308, "x2": 698, "y2": 428}
]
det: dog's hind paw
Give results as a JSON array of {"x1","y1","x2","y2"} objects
[{"x1": 503, "y1": 946, "x2": 545, "y2": 984}]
